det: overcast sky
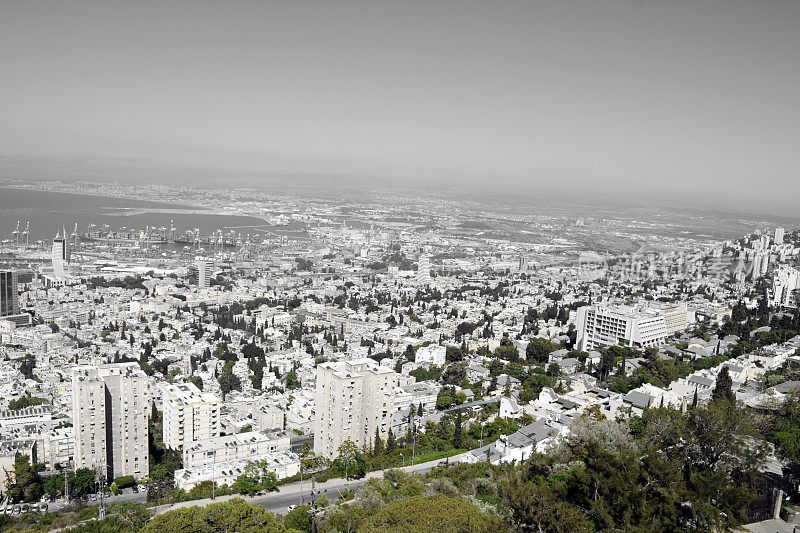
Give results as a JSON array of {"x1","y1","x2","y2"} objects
[{"x1": 0, "y1": 1, "x2": 798, "y2": 214}]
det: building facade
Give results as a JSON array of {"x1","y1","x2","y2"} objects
[
  {"x1": 576, "y1": 304, "x2": 673, "y2": 352},
  {"x1": 72, "y1": 363, "x2": 148, "y2": 480},
  {"x1": 314, "y1": 359, "x2": 396, "y2": 458},
  {"x1": 162, "y1": 382, "x2": 221, "y2": 450}
]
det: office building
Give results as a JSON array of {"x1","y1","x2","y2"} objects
[
  {"x1": 576, "y1": 304, "x2": 675, "y2": 352},
  {"x1": 72, "y1": 363, "x2": 148, "y2": 480},
  {"x1": 314, "y1": 359, "x2": 397, "y2": 459},
  {"x1": 0, "y1": 270, "x2": 19, "y2": 317},
  {"x1": 162, "y1": 383, "x2": 221, "y2": 450}
]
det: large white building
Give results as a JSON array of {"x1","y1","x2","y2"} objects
[
  {"x1": 417, "y1": 254, "x2": 432, "y2": 285},
  {"x1": 576, "y1": 304, "x2": 682, "y2": 352},
  {"x1": 162, "y1": 383, "x2": 221, "y2": 450},
  {"x1": 775, "y1": 227, "x2": 785, "y2": 246},
  {"x1": 176, "y1": 429, "x2": 298, "y2": 490},
  {"x1": 770, "y1": 265, "x2": 800, "y2": 309},
  {"x1": 314, "y1": 359, "x2": 397, "y2": 458},
  {"x1": 71, "y1": 363, "x2": 149, "y2": 480}
]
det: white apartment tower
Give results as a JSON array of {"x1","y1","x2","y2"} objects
[
  {"x1": 774, "y1": 227, "x2": 785, "y2": 246},
  {"x1": 314, "y1": 359, "x2": 397, "y2": 459},
  {"x1": 417, "y1": 254, "x2": 432, "y2": 285},
  {"x1": 71, "y1": 363, "x2": 149, "y2": 480},
  {"x1": 162, "y1": 383, "x2": 221, "y2": 450}
]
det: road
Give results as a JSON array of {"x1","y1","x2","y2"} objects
[{"x1": 151, "y1": 451, "x2": 469, "y2": 516}]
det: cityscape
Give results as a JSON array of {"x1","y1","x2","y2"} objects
[{"x1": 1, "y1": 1, "x2": 799, "y2": 533}]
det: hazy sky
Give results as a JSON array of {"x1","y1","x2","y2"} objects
[{"x1": 0, "y1": 1, "x2": 798, "y2": 214}]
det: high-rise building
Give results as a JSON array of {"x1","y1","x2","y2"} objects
[
  {"x1": 775, "y1": 227, "x2": 785, "y2": 246},
  {"x1": 72, "y1": 363, "x2": 148, "y2": 480},
  {"x1": 190, "y1": 261, "x2": 213, "y2": 288},
  {"x1": 0, "y1": 270, "x2": 19, "y2": 317},
  {"x1": 51, "y1": 227, "x2": 70, "y2": 278},
  {"x1": 162, "y1": 383, "x2": 221, "y2": 450},
  {"x1": 769, "y1": 266, "x2": 800, "y2": 309},
  {"x1": 314, "y1": 359, "x2": 396, "y2": 459},
  {"x1": 751, "y1": 251, "x2": 770, "y2": 280},
  {"x1": 576, "y1": 304, "x2": 674, "y2": 352},
  {"x1": 417, "y1": 254, "x2": 431, "y2": 285}
]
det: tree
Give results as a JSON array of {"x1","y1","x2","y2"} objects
[
  {"x1": 453, "y1": 411, "x2": 463, "y2": 449},
  {"x1": 4, "y1": 454, "x2": 43, "y2": 503},
  {"x1": 234, "y1": 460, "x2": 278, "y2": 495},
  {"x1": 218, "y1": 360, "x2": 242, "y2": 399},
  {"x1": 284, "y1": 505, "x2": 312, "y2": 532},
  {"x1": 373, "y1": 427, "x2": 385, "y2": 455},
  {"x1": 285, "y1": 370, "x2": 300, "y2": 390},
  {"x1": 386, "y1": 428, "x2": 396, "y2": 452},
  {"x1": 336, "y1": 440, "x2": 365, "y2": 480},
  {"x1": 142, "y1": 498, "x2": 284, "y2": 532},
  {"x1": 106, "y1": 502, "x2": 151, "y2": 530},
  {"x1": 358, "y1": 494, "x2": 501, "y2": 532},
  {"x1": 712, "y1": 366, "x2": 735, "y2": 403},
  {"x1": 70, "y1": 468, "x2": 98, "y2": 497},
  {"x1": 526, "y1": 338, "x2": 557, "y2": 364}
]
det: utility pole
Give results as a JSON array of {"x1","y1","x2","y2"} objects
[
  {"x1": 97, "y1": 462, "x2": 106, "y2": 520},
  {"x1": 211, "y1": 450, "x2": 216, "y2": 500}
]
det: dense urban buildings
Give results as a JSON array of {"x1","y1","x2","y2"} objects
[{"x1": 0, "y1": 178, "x2": 797, "y2": 531}]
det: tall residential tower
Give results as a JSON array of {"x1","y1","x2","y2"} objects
[{"x1": 72, "y1": 363, "x2": 149, "y2": 480}]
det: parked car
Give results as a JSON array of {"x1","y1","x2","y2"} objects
[
  {"x1": 138, "y1": 484, "x2": 147, "y2": 492},
  {"x1": 131, "y1": 485, "x2": 139, "y2": 493},
  {"x1": 286, "y1": 505, "x2": 297, "y2": 512},
  {"x1": 39, "y1": 503, "x2": 48, "y2": 512}
]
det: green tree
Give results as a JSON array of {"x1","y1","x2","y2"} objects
[
  {"x1": 336, "y1": 440, "x2": 365, "y2": 480},
  {"x1": 373, "y1": 427, "x2": 385, "y2": 455},
  {"x1": 357, "y1": 494, "x2": 500, "y2": 532},
  {"x1": 284, "y1": 505, "x2": 312, "y2": 532},
  {"x1": 142, "y1": 498, "x2": 284, "y2": 532},
  {"x1": 712, "y1": 366, "x2": 735, "y2": 403},
  {"x1": 526, "y1": 338, "x2": 557, "y2": 364},
  {"x1": 452, "y1": 411, "x2": 463, "y2": 449},
  {"x1": 234, "y1": 460, "x2": 279, "y2": 495}
]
